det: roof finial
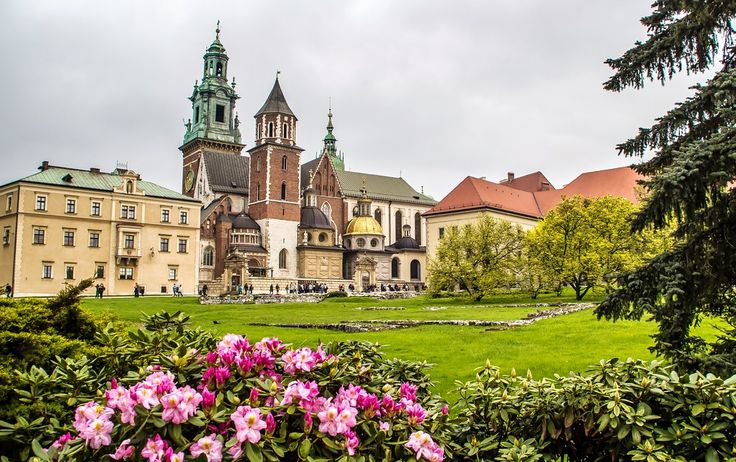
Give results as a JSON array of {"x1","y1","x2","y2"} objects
[
  {"x1": 276, "y1": 70, "x2": 281, "y2": 80},
  {"x1": 216, "y1": 20, "x2": 221, "y2": 40},
  {"x1": 361, "y1": 177, "x2": 367, "y2": 197}
]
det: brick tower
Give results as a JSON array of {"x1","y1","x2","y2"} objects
[{"x1": 248, "y1": 75, "x2": 303, "y2": 278}]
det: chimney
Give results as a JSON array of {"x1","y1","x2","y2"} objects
[
  {"x1": 507, "y1": 172, "x2": 515, "y2": 183},
  {"x1": 90, "y1": 167, "x2": 100, "y2": 174},
  {"x1": 479, "y1": 176, "x2": 486, "y2": 181},
  {"x1": 39, "y1": 161, "x2": 50, "y2": 171}
]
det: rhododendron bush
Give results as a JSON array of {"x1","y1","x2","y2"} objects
[{"x1": 41, "y1": 332, "x2": 451, "y2": 462}]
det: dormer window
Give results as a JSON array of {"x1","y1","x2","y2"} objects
[{"x1": 126, "y1": 181, "x2": 133, "y2": 194}]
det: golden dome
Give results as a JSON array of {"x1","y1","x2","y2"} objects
[{"x1": 344, "y1": 216, "x2": 383, "y2": 236}]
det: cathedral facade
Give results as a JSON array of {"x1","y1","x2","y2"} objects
[{"x1": 181, "y1": 26, "x2": 436, "y2": 294}]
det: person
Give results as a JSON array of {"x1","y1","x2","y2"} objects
[
  {"x1": 140, "y1": 285, "x2": 145, "y2": 296},
  {"x1": 202, "y1": 284, "x2": 208, "y2": 297},
  {"x1": 249, "y1": 283, "x2": 253, "y2": 295},
  {"x1": 269, "y1": 284, "x2": 274, "y2": 294},
  {"x1": 275, "y1": 284, "x2": 280, "y2": 294},
  {"x1": 95, "y1": 284, "x2": 101, "y2": 298},
  {"x1": 178, "y1": 284, "x2": 183, "y2": 297},
  {"x1": 172, "y1": 283, "x2": 178, "y2": 296},
  {"x1": 99, "y1": 283, "x2": 105, "y2": 298},
  {"x1": 134, "y1": 283, "x2": 140, "y2": 298},
  {"x1": 4, "y1": 284, "x2": 12, "y2": 298}
]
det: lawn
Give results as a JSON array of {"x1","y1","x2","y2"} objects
[{"x1": 81, "y1": 291, "x2": 721, "y2": 397}]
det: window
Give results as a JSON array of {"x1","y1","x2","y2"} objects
[
  {"x1": 353, "y1": 206, "x2": 359, "y2": 217},
  {"x1": 283, "y1": 123, "x2": 289, "y2": 139},
  {"x1": 65, "y1": 265, "x2": 75, "y2": 280},
  {"x1": 160, "y1": 237, "x2": 170, "y2": 252},
  {"x1": 215, "y1": 104, "x2": 225, "y2": 123},
  {"x1": 278, "y1": 249, "x2": 287, "y2": 269},
  {"x1": 281, "y1": 155, "x2": 287, "y2": 171},
  {"x1": 126, "y1": 181, "x2": 133, "y2": 194},
  {"x1": 42, "y1": 263, "x2": 53, "y2": 279},
  {"x1": 256, "y1": 183, "x2": 261, "y2": 201},
  {"x1": 63, "y1": 230, "x2": 75, "y2": 246},
  {"x1": 95, "y1": 264, "x2": 105, "y2": 278},
  {"x1": 280, "y1": 183, "x2": 287, "y2": 200},
  {"x1": 256, "y1": 123, "x2": 261, "y2": 139},
  {"x1": 370, "y1": 238, "x2": 378, "y2": 247},
  {"x1": 124, "y1": 234, "x2": 135, "y2": 249},
  {"x1": 161, "y1": 209, "x2": 170, "y2": 223},
  {"x1": 391, "y1": 258, "x2": 400, "y2": 279},
  {"x1": 415, "y1": 213, "x2": 422, "y2": 244},
  {"x1": 168, "y1": 267, "x2": 178, "y2": 280},
  {"x1": 179, "y1": 211, "x2": 188, "y2": 224},
  {"x1": 35, "y1": 195, "x2": 47, "y2": 211},
  {"x1": 66, "y1": 198, "x2": 77, "y2": 214},
  {"x1": 119, "y1": 267, "x2": 134, "y2": 280},
  {"x1": 395, "y1": 210, "x2": 403, "y2": 242},
  {"x1": 410, "y1": 260, "x2": 421, "y2": 280},
  {"x1": 6, "y1": 194, "x2": 12, "y2": 211},
  {"x1": 178, "y1": 239, "x2": 188, "y2": 253},
  {"x1": 91, "y1": 201, "x2": 101, "y2": 216},
  {"x1": 33, "y1": 228, "x2": 45, "y2": 244},
  {"x1": 356, "y1": 238, "x2": 366, "y2": 247},
  {"x1": 2, "y1": 227, "x2": 9, "y2": 245},
  {"x1": 121, "y1": 205, "x2": 136, "y2": 219},
  {"x1": 202, "y1": 247, "x2": 214, "y2": 266},
  {"x1": 194, "y1": 106, "x2": 200, "y2": 123},
  {"x1": 267, "y1": 122, "x2": 274, "y2": 137},
  {"x1": 345, "y1": 238, "x2": 352, "y2": 248},
  {"x1": 439, "y1": 227, "x2": 445, "y2": 239},
  {"x1": 216, "y1": 62, "x2": 223, "y2": 77},
  {"x1": 89, "y1": 231, "x2": 100, "y2": 248},
  {"x1": 374, "y1": 208, "x2": 382, "y2": 225},
  {"x1": 319, "y1": 233, "x2": 327, "y2": 243},
  {"x1": 256, "y1": 158, "x2": 261, "y2": 172}
]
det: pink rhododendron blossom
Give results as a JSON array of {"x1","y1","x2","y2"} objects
[
  {"x1": 344, "y1": 429, "x2": 360, "y2": 455},
  {"x1": 190, "y1": 434, "x2": 223, "y2": 462},
  {"x1": 405, "y1": 431, "x2": 443, "y2": 462},
  {"x1": 74, "y1": 402, "x2": 113, "y2": 432},
  {"x1": 145, "y1": 371, "x2": 176, "y2": 395},
  {"x1": 78, "y1": 417, "x2": 113, "y2": 449},
  {"x1": 339, "y1": 384, "x2": 367, "y2": 407},
  {"x1": 303, "y1": 412, "x2": 313, "y2": 432},
  {"x1": 109, "y1": 439, "x2": 134, "y2": 460},
  {"x1": 228, "y1": 444, "x2": 244, "y2": 460},
  {"x1": 217, "y1": 334, "x2": 248, "y2": 356},
  {"x1": 249, "y1": 387, "x2": 259, "y2": 405},
  {"x1": 380, "y1": 394, "x2": 402, "y2": 417},
  {"x1": 105, "y1": 384, "x2": 127, "y2": 409},
  {"x1": 141, "y1": 435, "x2": 169, "y2": 462},
  {"x1": 379, "y1": 421, "x2": 390, "y2": 432},
  {"x1": 400, "y1": 382, "x2": 417, "y2": 402},
  {"x1": 281, "y1": 380, "x2": 319, "y2": 408},
  {"x1": 405, "y1": 402, "x2": 427, "y2": 426},
  {"x1": 161, "y1": 385, "x2": 203, "y2": 424},
  {"x1": 51, "y1": 432, "x2": 74, "y2": 450},
  {"x1": 265, "y1": 412, "x2": 276, "y2": 433},
  {"x1": 165, "y1": 448, "x2": 185, "y2": 462},
  {"x1": 358, "y1": 393, "x2": 381, "y2": 418},
  {"x1": 317, "y1": 402, "x2": 341, "y2": 436},
  {"x1": 201, "y1": 387, "x2": 216, "y2": 408},
  {"x1": 132, "y1": 383, "x2": 159, "y2": 409},
  {"x1": 441, "y1": 405, "x2": 449, "y2": 415},
  {"x1": 282, "y1": 347, "x2": 316, "y2": 374},
  {"x1": 231, "y1": 405, "x2": 267, "y2": 444}
]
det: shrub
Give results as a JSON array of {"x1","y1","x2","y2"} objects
[{"x1": 323, "y1": 291, "x2": 347, "y2": 299}]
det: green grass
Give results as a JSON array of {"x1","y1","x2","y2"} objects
[{"x1": 81, "y1": 291, "x2": 722, "y2": 397}]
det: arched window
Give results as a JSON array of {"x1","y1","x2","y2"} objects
[
  {"x1": 314, "y1": 172, "x2": 322, "y2": 195},
  {"x1": 391, "y1": 258, "x2": 400, "y2": 279},
  {"x1": 374, "y1": 208, "x2": 382, "y2": 226},
  {"x1": 255, "y1": 158, "x2": 261, "y2": 172},
  {"x1": 256, "y1": 183, "x2": 261, "y2": 201},
  {"x1": 321, "y1": 202, "x2": 332, "y2": 220},
  {"x1": 280, "y1": 182, "x2": 287, "y2": 200},
  {"x1": 281, "y1": 155, "x2": 287, "y2": 171},
  {"x1": 353, "y1": 206, "x2": 359, "y2": 217},
  {"x1": 267, "y1": 122, "x2": 274, "y2": 137},
  {"x1": 395, "y1": 210, "x2": 403, "y2": 242},
  {"x1": 414, "y1": 212, "x2": 422, "y2": 244},
  {"x1": 216, "y1": 62, "x2": 223, "y2": 77},
  {"x1": 283, "y1": 123, "x2": 289, "y2": 139},
  {"x1": 278, "y1": 249, "x2": 287, "y2": 269},
  {"x1": 202, "y1": 247, "x2": 214, "y2": 266},
  {"x1": 330, "y1": 175, "x2": 335, "y2": 194},
  {"x1": 126, "y1": 181, "x2": 133, "y2": 194},
  {"x1": 410, "y1": 260, "x2": 421, "y2": 280},
  {"x1": 256, "y1": 124, "x2": 261, "y2": 139}
]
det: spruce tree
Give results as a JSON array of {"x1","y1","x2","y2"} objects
[{"x1": 596, "y1": 2, "x2": 736, "y2": 372}]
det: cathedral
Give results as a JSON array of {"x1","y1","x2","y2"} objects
[{"x1": 180, "y1": 26, "x2": 436, "y2": 294}]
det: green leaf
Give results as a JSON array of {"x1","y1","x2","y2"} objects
[
  {"x1": 705, "y1": 447, "x2": 719, "y2": 462},
  {"x1": 299, "y1": 439, "x2": 312, "y2": 459},
  {"x1": 31, "y1": 440, "x2": 48, "y2": 460},
  {"x1": 692, "y1": 403, "x2": 705, "y2": 416},
  {"x1": 246, "y1": 442, "x2": 264, "y2": 462}
]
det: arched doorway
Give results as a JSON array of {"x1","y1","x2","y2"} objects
[{"x1": 410, "y1": 260, "x2": 421, "y2": 280}]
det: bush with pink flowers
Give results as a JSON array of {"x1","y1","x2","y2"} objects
[{"x1": 40, "y1": 332, "x2": 452, "y2": 462}]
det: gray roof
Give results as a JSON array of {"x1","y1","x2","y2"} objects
[
  {"x1": 337, "y1": 171, "x2": 436, "y2": 206},
  {"x1": 202, "y1": 151, "x2": 249, "y2": 195},
  {"x1": 16, "y1": 166, "x2": 199, "y2": 202},
  {"x1": 255, "y1": 78, "x2": 295, "y2": 118},
  {"x1": 301, "y1": 157, "x2": 321, "y2": 190}
]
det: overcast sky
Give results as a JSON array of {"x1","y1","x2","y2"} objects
[{"x1": 0, "y1": 1, "x2": 711, "y2": 200}]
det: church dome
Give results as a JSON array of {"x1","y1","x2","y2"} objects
[
  {"x1": 300, "y1": 206, "x2": 332, "y2": 229},
  {"x1": 232, "y1": 213, "x2": 259, "y2": 230},
  {"x1": 391, "y1": 236, "x2": 420, "y2": 250},
  {"x1": 344, "y1": 216, "x2": 383, "y2": 236}
]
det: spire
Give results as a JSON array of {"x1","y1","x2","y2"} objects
[
  {"x1": 255, "y1": 75, "x2": 295, "y2": 118},
  {"x1": 357, "y1": 177, "x2": 372, "y2": 216},
  {"x1": 323, "y1": 103, "x2": 337, "y2": 157}
]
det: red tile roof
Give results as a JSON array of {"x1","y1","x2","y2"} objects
[
  {"x1": 425, "y1": 166, "x2": 643, "y2": 218},
  {"x1": 500, "y1": 171, "x2": 556, "y2": 192}
]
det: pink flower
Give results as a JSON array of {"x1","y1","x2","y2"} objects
[
  {"x1": 228, "y1": 444, "x2": 244, "y2": 460},
  {"x1": 145, "y1": 371, "x2": 176, "y2": 395},
  {"x1": 231, "y1": 406, "x2": 267, "y2": 444},
  {"x1": 190, "y1": 434, "x2": 223, "y2": 462},
  {"x1": 339, "y1": 384, "x2": 367, "y2": 407},
  {"x1": 117, "y1": 392, "x2": 137, "y2": 425},
  {"x1": 266, "y1": 412, "x2": 276, "y2": 433},
  {"x1": 165, "y1": 448, "x2": 185, "y2": 462},
  {"x1": 74, "y1": 402, "x2": 113, "y2": 432},
  {"x1": 217, "y1": 334, "x2": 249, "y2": 356},
  {"x1": 105, "y1": 384, "x2": 128, "y2": 409},
  {"x1": 161, "y1": 385, "x2": 203, "y2": 424},
  {"x1": 317, "y1": 399, "x2": 357, "y2": 436},
  {"x1": 405, "y1": 431, "x2": 443, "y2": 462},
  {"x1": 78, "y1": 417, "x2": 113, "y2": 449},
  {"x1": 379, "y1": 421, "x2": 390, "y2": 432},
  {"x1": 51, "y1": 432, "x2": 75, "y2": 450},
  {"x1": 303, "y1": 412, "x2": 313, "y2": 432},
  {"x1": 405, "y1": 402, "x2": 427, "y2": 426},
  {"x1": 110, "y1": 439, "x2": 134, "y2": 460},
  {"x1": 344, "y1": 430, "x2": 360, "y2": 456},
  {"x1": 381, "y1": 394, "x2": 401, "y2": 417},
  {"x1": 281, "y1": 347, "x2": 316, "y2": 374},
  {"x1": 132, "y1": 383, "x2": 160, "y2": 410},
  {"x1": 202, "y1": 388, "x2": 216, "y2": 409},
  {"x1": 441, "y1": 405, "x2": 449, "y2": 415},
  {"x1": 358, "y1": 393, "x2": 381, "y2": 418},
  {"x1": 281, "y1": 380, "x2": 319, "y2": 409},
  {"x1": 141, "y1": 435, "x2": 168, "y2": 462},
  {"x1": 400, "y1": 382, "x2": 417, "y2": 402},
  {"x1": 249, "y1": 388, "x2": 259, "y2": 405}
]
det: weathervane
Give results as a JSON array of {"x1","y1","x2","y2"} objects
[{"x1": 216, "y1": 20, "x2": 221, "y2": 39}]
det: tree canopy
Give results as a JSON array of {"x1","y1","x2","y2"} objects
[
  {"x1": 596, "y1": 1, "x2": 736, "y2": 372},
  {"x1": 427, "y1": 215, "x2": 524, "y2": 301}
]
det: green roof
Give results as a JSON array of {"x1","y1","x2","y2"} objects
[
  {"x1": 17, "y1": 167, "x2": 199, "y2": 203},
  {"x1": 336, "y1": 170, "x2": 436, "y2": 206}
]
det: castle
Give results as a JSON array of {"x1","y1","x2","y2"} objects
[{"x1": 180, "y1": 25, "x2": 436, "y2": 294}]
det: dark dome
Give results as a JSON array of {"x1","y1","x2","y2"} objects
[
  {"x1": 391, "y1": 236, "x2": 420, "y2": 250},
  {"x1": 232, "y1": 213, "x2": 260, "y2": 230},
  {"x1": 300, "y1": 206, "x2": 332, "y2": 229}
]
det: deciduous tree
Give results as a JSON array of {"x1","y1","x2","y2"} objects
[{"x1": 596, "y1": 1, "x2": 736, "y2": 372}]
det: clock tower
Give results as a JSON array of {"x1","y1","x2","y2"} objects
[{"x1": 179, "y1": 22, "x2": 244, "y2": 202}]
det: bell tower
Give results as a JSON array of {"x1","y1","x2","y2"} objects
[
  {"x1": 248, "y1": 74, "x2": 303, "y2": 278},
  {"x1": 179, "y1": 22, "x2": 244, "y2": 199}
]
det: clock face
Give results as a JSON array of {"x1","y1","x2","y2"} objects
[{"x1": 185, "y1": 169, "x2": 195, "y2": 192}]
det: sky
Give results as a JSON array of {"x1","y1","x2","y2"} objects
[{"x1": 0, "y1": 1, "x2": 712, "y2": 201}]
